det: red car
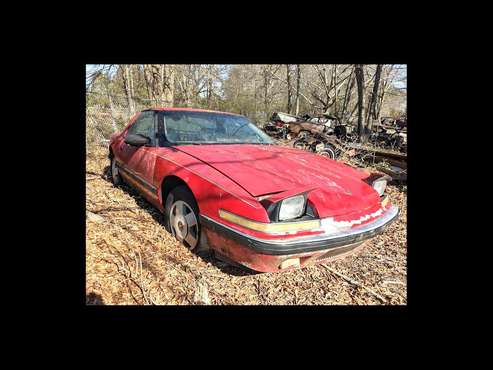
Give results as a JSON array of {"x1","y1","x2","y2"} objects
[{"x1": 108, "y1": 108, "x2": 399, "y2": 272}]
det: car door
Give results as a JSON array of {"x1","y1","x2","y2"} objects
[{"x1": 118, "y1": 110, "x2": 158, "y2": 195}]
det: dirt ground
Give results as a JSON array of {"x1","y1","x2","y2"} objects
[{"x1": 86, "y1": 146, "x2": 407, "y2": 305}]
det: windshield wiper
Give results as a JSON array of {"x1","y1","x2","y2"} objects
[{"x1": 171, "y1": 141, "x2": 273, "y2": 145}]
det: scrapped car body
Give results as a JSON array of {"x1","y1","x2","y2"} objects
[{"x1": 109, "y1": 108, "x2": 399, "y2": 273}]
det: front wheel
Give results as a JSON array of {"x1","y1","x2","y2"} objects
[{"x1": 165, "y1": 186, "x2": 200, "y2": 250}]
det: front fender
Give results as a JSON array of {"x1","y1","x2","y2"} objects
[{"x1": 153, "y1": 151, "x2": 267, "y2": 222}]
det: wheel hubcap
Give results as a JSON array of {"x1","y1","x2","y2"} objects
[{"x1": 169, "y1": 200, "x2": 199, "y2": 249}]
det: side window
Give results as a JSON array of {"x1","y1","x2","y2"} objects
[{"x1": 127, "y1": 111, "x2": 156, "y2": 145}]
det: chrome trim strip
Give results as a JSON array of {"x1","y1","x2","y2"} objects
[
  {"x1": 201, "y1": 205, "x2": 399, "y2": 246},
  {"x1": 218, "y1": 208, "x2": 321, "y2": 233}
]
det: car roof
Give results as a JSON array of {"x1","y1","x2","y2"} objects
[{"x1": 145, "y1": 107, "x2": 243, "y2": 116}]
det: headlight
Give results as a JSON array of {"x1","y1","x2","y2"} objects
[
  {"x1": 278, "y1": 194, "x2": 306, "y2": 221},
  {"x1": 372, "y1": 178, "x2": 387, "y2": 196}
]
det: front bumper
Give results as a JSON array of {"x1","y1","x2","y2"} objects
[
  {"x1": 200, "y1": 205, "x2": 399, "y2": 272},
  {"x1": 201, "y1": 205, "x2": 399, "y2": 255},
  {"x1": 200, "y1": 206, "x2": 399, "y2": 272}
]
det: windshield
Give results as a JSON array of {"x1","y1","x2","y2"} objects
[{"x1": 162, "y1": 110, "x2": 273, "y2": 145}]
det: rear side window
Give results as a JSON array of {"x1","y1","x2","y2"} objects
[{"x1": 127, "y1": 111, "x2": 156, "y2": 145}]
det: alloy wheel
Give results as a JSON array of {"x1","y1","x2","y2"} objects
[{"x1": 169, "y1": 200, "x2": 199, "y2": 249}]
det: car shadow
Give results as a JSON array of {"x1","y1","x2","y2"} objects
[
  {"x1": 98, "y1": 165, "x2": 260, "y2": 277},
  {"x1": 86, "y1": 292, "x2": 105, "y2": 305},
  {"x1": 194, "y1": 249, "x2": 260, "y2": 277}
]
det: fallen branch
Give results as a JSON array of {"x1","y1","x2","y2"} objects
[
  {"x1": 104, "y1": 241, "x2": 155, "y2": 305},
  {"x1": 383, "y1": 280, "x2": 406, "y2": 286},
  {"x1": 321, "y1": 264, "x2": 387, "y2": 303},
  {"x1": 86, "y1": 170, "x2": 107, "y2": 181},
  {"x1": 90, "y1": 206, "x2": 139, "y2": 215}
]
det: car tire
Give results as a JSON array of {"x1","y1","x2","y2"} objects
[
  {"x1": 110, "y1": 156, "x2": 122, "y2": 186},
  {"x1": 293, "y1": 139, "x2": 307, "y2": 151},
  {"x1": 165, "y1": 186, "x2": 200, "y2": 250},
  {"x1": 318, "y1": 146, "x2": 336, "y2": 159},
  {"x1": 297, "y1": 130, "x2": 310, "y2": 139}
]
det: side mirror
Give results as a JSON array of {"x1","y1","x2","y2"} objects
[{"x1": 124, "y1": 133, "x2": 150, "y2": 147}]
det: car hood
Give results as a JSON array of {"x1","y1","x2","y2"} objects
[{"x1": 175, "y1": 144, "x2": 380, "y2": 218}]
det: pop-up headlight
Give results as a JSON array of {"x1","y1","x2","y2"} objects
[
  {"x1": 372, "y1": 178, "x2": 388, "y2": 196},
  {"x1": 278, "y1": 194, "x2": 306, "y2": 221}
]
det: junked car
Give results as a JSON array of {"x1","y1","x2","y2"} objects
[{"x1": 108, "y1": 108, "x2": 399, "y2": 273}]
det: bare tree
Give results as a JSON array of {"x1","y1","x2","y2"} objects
[
  {"x1": 163, "y1": 65, "x2": 174, "y2": 106},
  {"x1": 333, "y1": 64, "x2": 338, "y2": 115},
  {"x1": 261, "y1": 65, "x2": 277, "y2": 115},
  {"x1": 355, "y1": 64, "x2": 366, "y2": 142},
  {"x1": 265, "y1": 66, "x2": 317, "y2": 110},
  {"x1": 122, "y1": 65, "x2": 135, "y2": 114},
  {"x1": 312, "y1": 65, "x2": 331, "y2": 112},
  {"x1": 341, "y1": 66, "x2": 355, "y2": 121},
  {"x1": 86, "y1": 63, "x2": 406, "y2": 130},
  {"x1": 376, "y1": 65, "x2": 395, "y2": 118},
  {"x1": 295, "y1": 64, "x2": 301, "y2": 115},
  {"x1": 286, "y1": 64, "x2": 292, "y2": 114},
  {"x1": 306, "y1": 65, "x2": 352, "y2": 115},
  {"x1": 141, "y1": 64, "x2": 175, "y2": 106},
  {"x1": 367, "y1": 64, "x2": 383, "y2": 130},
  {"x1": 143, "y1": 65, "x2": 153, "y2": 101},
  {"x1": 104, "y1": 78, "x2": 117, "y2": 131}
]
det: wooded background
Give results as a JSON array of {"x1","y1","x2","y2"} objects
[{"x1": 86, "y1": 64, "x2": 406, "y2": 144}]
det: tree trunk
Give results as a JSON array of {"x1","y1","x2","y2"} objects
[
  {"x1": 333, "y1": 64, "x2": 337, "y2": 115},
  {"x1": 295, "y1": 64, "x2": 301, "y2": 115},
  {"x1": 143, "y1": 65, "x2": 153, "y2": 101},
  {"x1": 371, "y1": 64, "x2": 383, "y2": 120},
  {"x1": 129, "y1": 66, "x2": 135, "y2": 107},
  {"x1": 286, "y1": 64, "x2": 292, "y2": 114},
  {"x1": 376, "y1": 65, "x2": 394, "y2": 119},
  {"x1": 367, "y1": 64, "x2": 382, "y2": 130},
  {"x1": 123, "y1": 65, "x2": 135, "y2": 114},
  {"x1": 253, "y1": 75, "x2": 257, "y2": 118},
  {"x1": 206, "y1": 65, "x2": 212, "y2": 105},
  {"x1": 159, "y1": 65, "x2": 165, "y2": 105},
  {"x1": 341, "y1": 67, "x2": 355, "y2": 121},
  {"x1": 163, "y1": 65, "x2": 174, "y2": 106},
  {"x1": 104, "y1": 78, "x2": 117, "y2": 131},
  {"x1": 355, "y1": 64, "x2": 366, "y2": 142},
  {"x1": 263, "y1": 69, "x2": 269, "y2": 115},
  {"x1": 181, "y1": 67, "x2": 192, "y2": 107},
  {"x1": 143, "y1": 64, "x2": 174, "y2": 107}
]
